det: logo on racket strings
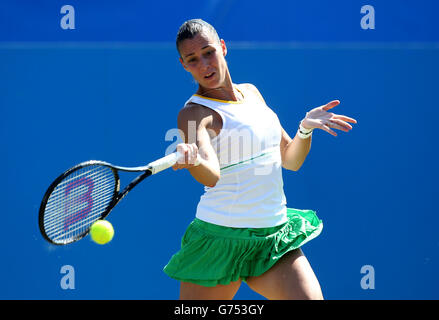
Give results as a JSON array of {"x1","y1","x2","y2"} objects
[{"x1": 63, "y1": 177, "x2": 94, "y2": 231}]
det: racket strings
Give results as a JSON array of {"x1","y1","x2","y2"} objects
[
  {"x1": 44, "y1": 188, "x2": 114, "y2": 235},
  {"x1": 44, "y1": 180, "x2": 114, "y2": 227},
  {"x1": 43, "y1": 165, "x2": 116, "y2": 244},
  {"x1": 43, "y1": 170, "x2": 112, "y2": 224},
  {"x1": 44, "y1": 168, "x2": 107, "y2": 205}
]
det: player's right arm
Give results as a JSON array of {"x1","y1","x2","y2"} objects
[{"x1": 172, "y1": 104, "x2": 220, "y2": 188}]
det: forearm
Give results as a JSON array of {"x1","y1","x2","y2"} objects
[
  {"x1": 282, "y1": 133, "x2": 312, "y2": 171},
  {"x1": 188, "y1": 152, "x2": 220, "y2": 188}
]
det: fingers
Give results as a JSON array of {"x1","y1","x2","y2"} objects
[
  {"x1": 333, "y1": 114, "x2": 357, "y2": 124},
  {"x1": 321, "y1": 124, "x2": 337, "y2": 136},
  {"x1": 303, "y1": 100, "x2": 357, "y2": 137},
  {"x1": 322, "y1": 100, "x2": 340, "y2": 111},
  {"x1": 322, "y1": 100, "x2": 357, "y2": 123},
  {"x1": 320, "y1": 118, "x2": 354, "y2": 136},
  {"x1": 174, "y1": 143, "x2": 199, "y2": 170},
  {"x1": 328, "y1": 118, "x2": 352, "y2": 132},
  {"x1": 320, "y1": 100, "x2": 357, "y2": 136}
]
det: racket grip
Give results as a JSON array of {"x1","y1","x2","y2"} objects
[{"x1": 148, "y1": 151, "x2": 200, "y2": 175}]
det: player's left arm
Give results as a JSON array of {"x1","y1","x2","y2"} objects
[
  {"x1": 281, "y1": 100, "x2": 358, "y2": 171},
  {"x1": 241, "y1": 83, "x2": 309, "y2": 171},
  {"x1": 280, "y1": 127, "x2": 311, "y2": 171},
  {"x1": 242, "y1": 83, "x2": 357, "y2": 171}
]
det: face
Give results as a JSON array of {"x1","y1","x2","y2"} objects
[{"x1": 179, "y1": 31, "x2": 228, "y2": 89}]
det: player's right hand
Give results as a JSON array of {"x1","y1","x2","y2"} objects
[{"x1": 172, "y1": 143, "x2": 201, "y2": 170}]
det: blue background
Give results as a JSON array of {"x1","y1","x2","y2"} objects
[{"x1": 1, "y1": 0, "x2": 438, "y2": 299}]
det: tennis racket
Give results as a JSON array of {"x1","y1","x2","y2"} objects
[{"x1": 39, "y1": 152, "x2": 192, "y2": 245}]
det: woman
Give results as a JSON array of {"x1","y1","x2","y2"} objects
[{"x1": 163, "y1": 19, "x2": 357, "y2": 300}]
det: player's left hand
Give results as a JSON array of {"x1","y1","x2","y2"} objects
[{"x1": 301, "y1": 100, "x2": 357, "y2": 136}]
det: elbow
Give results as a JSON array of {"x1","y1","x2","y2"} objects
[
  {"x1": 283, "y1": 162, "x2": 302, "y2": 172},
  {"x1": 206, "y1": 175, "x2": 220, "y2": 188},
  {"x1": 205, "y1": 181, "x2": 218, "y2": 188},
  {"x1": 202, "y1": 172, "x2": 220, "y2": 188}
]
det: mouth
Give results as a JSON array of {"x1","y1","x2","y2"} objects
[{"x1": 204, "y1": 72, "x2": 215, "y2": 79}]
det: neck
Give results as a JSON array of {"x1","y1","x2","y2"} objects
[{"x1": 196, "y1": 72, "x2": 243, "y2": 102}]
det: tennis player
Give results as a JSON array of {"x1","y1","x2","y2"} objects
[{"x1": 164, "y1": 19, "x2": 357, "y2": 300}]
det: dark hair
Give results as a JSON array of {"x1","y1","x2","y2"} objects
[{"x1": 176, "y1": 19, "x2": 220, "y2": 56}]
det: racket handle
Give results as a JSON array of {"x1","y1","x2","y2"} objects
[{"x1": 148, "y1": 151, "x2": 201, "y2": 175}]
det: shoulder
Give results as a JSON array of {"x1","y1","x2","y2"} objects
[
  {"x1": 177, "y1": 102, "x2": 220, "y2": 131},
  {"x1": 238, "y1": 83, "x2": 259, "y2": 94},
  {"x1": 178, "y1": 102, "x2": 215, "y2": 120},
  {"x1": 237, "y1": 83, "x2": 266, "y2": 104}
]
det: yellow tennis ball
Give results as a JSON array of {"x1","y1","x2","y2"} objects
[{"x1": 90, "y1": 220, "x2": 114, "y2": 245}]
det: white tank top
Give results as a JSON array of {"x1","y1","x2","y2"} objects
[{"x1": 184, "y1": 84, "x2": 288, "y2": 228}]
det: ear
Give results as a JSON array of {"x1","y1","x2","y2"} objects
[
  {"x1": 220, "y1": 39, "x2": 227, "y2": 57},
  {"x1": 179, "y1": 57, "x2": 189, "y2": 72}
]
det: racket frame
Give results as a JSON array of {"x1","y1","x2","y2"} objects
[
  {"x1": 39, "y1": 152, "x2": 187, "y2": 245},
  {"x1": 38, "y1": 160, "x2": 153, "y2": 245}
]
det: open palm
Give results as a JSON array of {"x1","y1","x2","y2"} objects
[{"x1": 302, "y1": 100, "x2": 357, "y2": 136}]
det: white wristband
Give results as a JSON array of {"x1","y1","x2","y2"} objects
[{"x1": 297, "y1": 121, "x2": 313, "y2": 139}]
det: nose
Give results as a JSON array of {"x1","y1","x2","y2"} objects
[{"x1": 200, "y1": 56, "x2": 209, "y2": 71}]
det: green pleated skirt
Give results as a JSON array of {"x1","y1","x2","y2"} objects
[{"x1": 163, "y1": 208, "x2": 323, "y2": 287}]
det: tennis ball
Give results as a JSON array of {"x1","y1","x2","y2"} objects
[{"x1": 90, "y1": 220, "x2": 114, "y2": 245}]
